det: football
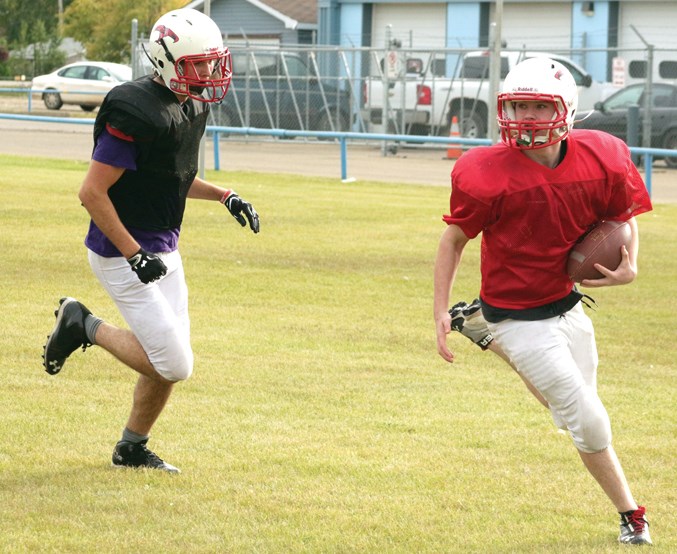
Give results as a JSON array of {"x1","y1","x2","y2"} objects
[{"x1": 567, "y1": 220, "x2": 631, "y2": 282}]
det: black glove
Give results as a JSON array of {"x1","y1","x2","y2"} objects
[
  {"x1": 223, "y1": 192, "x2": 260, "y2": 233},
  {"x1": 448, "y1": 298, "x2": 493, "y2": 350},
  {"x1": 127, "y1": 248, "x2": 167, "y2": 284}
]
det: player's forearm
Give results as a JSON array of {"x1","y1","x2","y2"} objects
[
  {"x1": 83, "y1": 199, "x2": 140, "y2": 258},
  {"x1": 78, "y1": 160, "x2": 139, "y2": 257},
  {"x1": 79, "y1": 183, "x2": 138, "y2": 257},
  {"x1": 433, "y1": 255, "x2": 453, "y2": 318},
  {"x1": 433, "y1": 225, "x2": 468, "y2": 320},
  {"x1": 626, "y1": 217, "x2": 639, "y2": 269},
  {"x1": 187, "y1": 176, "x2": 229, "y2": 201}
]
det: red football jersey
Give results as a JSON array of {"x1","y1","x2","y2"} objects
[{"x1": 443, "y1": 129, "x2": 652, "y2": 309}]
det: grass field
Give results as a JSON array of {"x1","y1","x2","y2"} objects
[{"x1": 0, "y1": 153, "x2": 675, "y2": 553}]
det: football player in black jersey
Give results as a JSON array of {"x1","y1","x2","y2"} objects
[{"x1": 43, "y1": 9, "x2": 259, "y2": 473}]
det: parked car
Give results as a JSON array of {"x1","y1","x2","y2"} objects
[
  {"x1": 32, "y1": 61, "x2": 132, "y2": 112},
  {"x1": 213, "y1": 50, "x2": 352, "y2": 134},
  {"x1": 576, "y1": 82, "x2": 677, "y2": 168}
]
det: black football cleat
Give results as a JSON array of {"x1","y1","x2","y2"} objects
[
  {"x1": 43, "y1": 297, "x2": 92, "y2": 375},
  {"x1": 112, "y1": 440, "x2": 180, "y2": 473},
  {"x1": 618, "y1": 506, "x2": 652, "y2": 545}
]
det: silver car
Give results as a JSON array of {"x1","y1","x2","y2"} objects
[{"x1": 32, "y1": 61, "x2": 132, "y2": 112}]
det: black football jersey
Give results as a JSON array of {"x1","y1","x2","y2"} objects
[{"x1": 93, "y1": 76, "x2": 210, "y2": 230}]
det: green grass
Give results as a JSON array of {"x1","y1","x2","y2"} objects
[{"x1": 0, "y1": 154, "x2": 675, "y2": 553}]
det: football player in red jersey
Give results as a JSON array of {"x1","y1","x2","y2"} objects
[
  {"x1": 43, "y1": 9, "x2": 259, "y2": 473},
  {"x1": 434, "y1": 57, "x2": 653, "y2": 545}
]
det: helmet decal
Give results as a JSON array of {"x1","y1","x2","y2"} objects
[{"x1": 155, "y1": 25, "x2": 179, "y2": 45}]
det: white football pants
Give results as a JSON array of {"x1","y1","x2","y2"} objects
[
  {"x1": 88, "y1": 249, "x2": 193, "y2": 382},
  {"x1": 487, "y1": 302, "x2": 612, "y2": 453}
]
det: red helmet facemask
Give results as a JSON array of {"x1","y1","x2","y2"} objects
[
  {"x1": 497, "y1": 92, "x2": 570, "y2": 149},
  {"x1": 497, "y1": 57, "x2": 579, "y2": 149},
  {"x1": 173, "y1": 50, "x2": 232, "y2": 103}
]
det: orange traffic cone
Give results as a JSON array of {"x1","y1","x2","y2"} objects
[{"x1": 446, "y1": 116, "x2": 463, "y2": 160}]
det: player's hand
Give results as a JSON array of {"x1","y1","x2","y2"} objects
[
  {"x1": 127, "y1": 248, "x2": 167, "y2": 284},
  {"x1": 222, "y1": 192, "x2": 260, "y2": 233},
  {"x1": 435, "y1": 311, "x2": 456, "y2": 363},
  {"x1": 580, "y1": 245, "x2": 636, "y2": 288}
]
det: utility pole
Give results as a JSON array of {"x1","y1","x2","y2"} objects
[
  {"x1": 630, "y1": 25, "x2": 653, "y2": 153},
  {"x1": 131, "y1": 19, "x2": 139, "y2": 79},
  {"x1": 199, "y1": 0, "x2": 212, "y2": 178},
  {"x1": 57, "y1": 0, "x2": 64, "y2": 37},
  {"x1": 381, "y1": 24, "x2": 392, "y2": 156},
  {"x1": 487, "y1": 0, "x2": 504, "y2": 143}
]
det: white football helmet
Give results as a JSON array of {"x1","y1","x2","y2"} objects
[
  {"x1": 148, "y1": 8, "x2": 231, "y2": 103},
  {"x1": 497, "y1": 57, "x2": 578, "y2": 149}
]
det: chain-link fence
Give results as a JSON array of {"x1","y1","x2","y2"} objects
[
  {"x1": 573, "y1": 46, "x2": 677, "y2": 166},
  {"x1": 133, "y1": 40, "x2": 369, "y2": 135},
  {"x1": 209, "y1": 47, "x2": 361, "y2": 134},
  {"x1": 130, "y1": 35, "x2": 677, "y2": 156}
]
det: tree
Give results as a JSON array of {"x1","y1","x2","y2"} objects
[
  {"x1": 0, "y1": 0, "x2": 77, "y2": 42},
  {"x1": 0, "y1": 41, "x2": 10, "y2": 78},
  {"x1": 0, "y1": 0, "x2": 72, "y2": 77},
  {"x1": 9, "y1": 21, "x2": 65, "y2": 77},
  {"x1": 64, "y1": 0, "x2": 183, "y2": 63}
]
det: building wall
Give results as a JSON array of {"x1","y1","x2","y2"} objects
[
  {"x1": 322, "y1": 0, "x2": 677, "y2": 83},
  {"x1": 570, "y1": 0, "x2": 611, "y2": 82},
  {"x1": 618, "y1": 1, "x2": 677, "y2": 84},
  {"x1": 497, "y1": 2, "x2": 572, "y2": 50},
  {"x1": 209, "y1": 0, "x2": 302, "y2": 45},
  {"x1": 446, "y1": 3, "x2": 481, "y2": 76},
  {"x1": 318, "y1": 0, "x2": 341, "y2": 45},
  {"x1": 370, "y1": 4, "x2": 446, "y2": 49}
]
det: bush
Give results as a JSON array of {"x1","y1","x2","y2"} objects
[{"x1": 0, "y1": 44, "x2": 10, "y2": 78}]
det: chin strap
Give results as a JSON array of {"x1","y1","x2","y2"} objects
[{"x1": 141, "y1": 43, "x2": 160, "y2": 76}]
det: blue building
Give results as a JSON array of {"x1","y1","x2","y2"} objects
[{"x1": 316, "y1": 0, "x2": 677, "y2": 83}]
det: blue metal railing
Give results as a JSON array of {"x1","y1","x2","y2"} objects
[
  {"x1": 1, "y1": 112, "x2": 675, "y2": 197},
  {"x1": 207, "y1": 126, "x2": 491, "y2": 182}
]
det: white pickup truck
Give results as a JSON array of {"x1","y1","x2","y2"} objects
[{"x1": 362, "y1": 50, "x2": 617, "y2": 138}]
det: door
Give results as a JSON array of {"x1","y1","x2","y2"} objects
[
  {"x1": 598, "y1": 84, "x2": 645, "y2": 143},
  {"x1": 58, "y1": 64, "x2": 90, "y2": 104},
  {"x1": 227, "y1": 52, "x2": 281, "y2": 128}
]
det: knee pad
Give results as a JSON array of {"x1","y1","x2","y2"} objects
[
  {"x1": 568, "y1": 392, "x2": 612, "y2": 453},
  {"x1": 149, "y1": 330, "x2": 194, "y2": 382},
  {"x1": 161, "y1": 350, "x2": 194, "y2": 382}
]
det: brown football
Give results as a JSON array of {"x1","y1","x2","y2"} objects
[{"x1": 567, "y1": 220, "x2": 632, "y2": 282}]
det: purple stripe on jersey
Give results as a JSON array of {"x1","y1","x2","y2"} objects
[
  {"x1": 92, "y1": 126, "x2": 139, "y2": 170},
  {"x1": 84, "y1": 221, "x2": 180, "y2": 258}
]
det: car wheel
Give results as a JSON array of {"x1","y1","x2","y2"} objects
[
  {"x1": 387, "y1": 121, "x2": 428, "y2": 144},
  {"x1": 275, "y1": 114, "x2": 297, "y2": 139},
  {"x1": 43, "y1": 91, "x2": 63, "y2": 110},
  {"x1": 315, "y1": 111, "x2": 349, "y2": 138},
  {"x1": 661, "y1": 129, "x2": 677, "y2": 168},
  {"x1": 453, "y1": 111, "x2": 486, "y2": 139},
  {"x1": 219, "y1": 108, "x2": 235, "y2": 127},
  {"x1": 213, "y1": 108, "x2": 238, "y2": 136},
  {"x1": 80, "y1": 105, "x2": 96, "y2": 112}
]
